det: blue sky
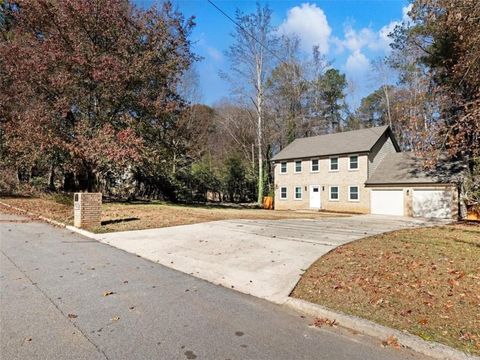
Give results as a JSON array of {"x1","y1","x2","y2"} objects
[{"x1": 136, "y1": 0, "x2": 412, "y2": 108}]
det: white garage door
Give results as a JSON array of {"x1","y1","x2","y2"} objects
[
  {"x1": 412, "y1": 189, "x2": 452, "y2": 218},
  {"x1": 371, "y1": 189, "x2": 404, "y2": 216}
]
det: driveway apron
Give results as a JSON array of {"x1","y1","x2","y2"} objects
[{"x1": 97, "y1": 215, "x2": 444, "y2": 304}]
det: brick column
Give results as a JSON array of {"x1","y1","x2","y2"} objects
[{"x1": 73, "y1": 193, "x2": 102, "y2": 229}]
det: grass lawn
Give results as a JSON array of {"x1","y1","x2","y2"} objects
[
  {"x1": 291, "y1": 225, "x2": 480, "y2": 355},
  {"x1": 0, "y1": 194, "x2": 342, "y2": 233}
]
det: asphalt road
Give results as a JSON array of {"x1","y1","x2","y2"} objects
[{"x1": 0, "y1": 213, "x2": 428, "y2": 360}]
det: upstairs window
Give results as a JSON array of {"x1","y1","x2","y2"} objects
[
  {"x1": 349, "y1": 155, "x2": 359, "y2": 170},
  {"x1": 330, "y1": 157, "x2": 339, "y2": 171},
  {"x1": 280, "y1": 162, "x2": 287, "y2": 174},
  {"x1": 311, "y1": 159, "x2": 319, "y2": 172},
  {"x1": 295, "y1": 160, "x2": 302, "y2": 173}
]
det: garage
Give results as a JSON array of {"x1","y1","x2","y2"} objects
[
  {"x1": 366, "y1": 152, "x2": 459, "y2": 219},
  {"x1": 371, "y1": 189, "x2": 404, "y2": 216},
  {"x1": 412, "y1": 189, "x2": 452, "y2": 218}
]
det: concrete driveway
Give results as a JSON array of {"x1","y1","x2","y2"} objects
[{"x1": 97, "y1": 214, "x2": 445, "y2": 304}]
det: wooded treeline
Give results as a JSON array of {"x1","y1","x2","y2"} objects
[{"x1": 0, "y1": 0, "x2": 478, "y2": 204}]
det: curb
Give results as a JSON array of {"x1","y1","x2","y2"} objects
[
  {"x1": 284, "y1": 298, "x2": 479, "y2": 360},
  {"x1": 0, "y1": 201, "x2": 99, "y2": 239},
  {"x1": 0, "y1": 201, "x2": 67, "y2": 228},
  {"x1": 65, "y1": 225, "x2": 99, "y2": 239}
]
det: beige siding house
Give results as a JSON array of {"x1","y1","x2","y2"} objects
[{"x1": 272, "y1": 126, "x2": 459, "y2": 219}]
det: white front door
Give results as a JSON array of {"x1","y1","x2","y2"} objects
[
  {"x1": 412, "y1": 189, "x2": 452, "y2": 218},
  {"x1": 371, "y1": 189, "x2": 404, "y2": 216},
  {"x1": 309, "y1": 185, "x2": 321, "y2": 209}
]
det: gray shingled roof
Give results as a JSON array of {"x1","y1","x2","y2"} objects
[
  {"x1": 272, "y1": 125, "x2": 390, "y2": 161},
  {"x1": 366, "y1": 152, "x2": 464, "y2": 185}
]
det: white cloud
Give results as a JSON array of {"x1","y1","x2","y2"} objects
[
  {"x1": 377, "y1": 21, "x2": 398, "y2": 52},
  {"x1": 334, "y1": 4, "x2": 414, "y2": 57},
  {"x1": 376, "y1": 4, "x2": 414, "y2": 52},
  {"x1": 206, "y1": 46, "x2": 222, "y2": 61},
  {"x1": 402, "y1": 4, "x2": 413, "y2": 23},
  {"x1": 196, "y1": 33, "x2": 223, "y2": 62},
  {"x1": 346, "y1": 49, "x2": 369, "y2": 74},
  {"x1": 342, "y1": 25, "x2": 377, "y2": 52},
  {"x1": 278, "y1": 3, "x2": 332, "y2": 54}
]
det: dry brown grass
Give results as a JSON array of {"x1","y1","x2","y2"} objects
[
  {"x1": 291, "y1": 225, "x2": 480, "y2": 355},
  {"x1": 0, "y1": 195, "x2": 342, "y2": 233},
  {"x1": 0, "y1": 195, "x2": 74, "y2": 224}
]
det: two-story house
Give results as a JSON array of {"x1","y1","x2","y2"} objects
[{"x1": 272, "y1": 125, "x2": 459, "y2": 219}]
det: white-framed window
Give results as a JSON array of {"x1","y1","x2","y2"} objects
[
  {"x1": 280, "y1": 162, "x2": 287, "y2": 174},
  {"x1": 294, "y1": 160, "x2": 302, "y2": 173},
  {"x1": 280, "y1": 187, "x2": 287, "y2": 199},
  {"x1": 311, "y1": 159, "x2": 319, "y2": 172},
  {"x1": 348, "y1": 185, "x2": 359, "y2": 202},
  {"x1": 329, "y1": 186, "x2": 339, "y2": 201},
  {"x1": 329, "y1": 157, "x2": 339, "y2": 172},
  {"x1": 349, "y1": 155, "x2": 359, "y2": 171},
  {"x1": 294, "y1": 186, "x2": 302, "y2": 200}
]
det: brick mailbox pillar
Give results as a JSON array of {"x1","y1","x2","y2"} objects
[{"x1": 74, "y1": 193, "x2": 102, "y2": 229}]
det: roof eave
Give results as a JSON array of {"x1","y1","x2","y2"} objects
[
  {"x1": 272, "y1": 150, "x2": 371, "y2": 162},
  {"x1": 365, "y1": 181, "x2": 455, "y2": 187}
]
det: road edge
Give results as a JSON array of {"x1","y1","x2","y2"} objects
[
  {"x1": 0, "y1": 200, "x2": 99, "y2": 239},
  {"x1": 0, "y1": 201, "x2": 67, "y2": 228},
  {"x1": 284, "y1": 297, "x2": 479, "y2": 360}
]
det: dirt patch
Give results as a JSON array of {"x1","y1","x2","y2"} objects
[{"x1": 291, "y1": 225, "x2": 480, "y2": 355}]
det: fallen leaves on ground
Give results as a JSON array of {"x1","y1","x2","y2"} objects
[
  {"x1": 311, "y1": 317, "x2": 338, "y2": 328},
  {"x1": 67, "y1": 314, "x2": 78, "y2": 319},
  {"x1": 292, "y1": 225, "x2": 480, "y2": 355},
  {"x1": 103, "y1": 291, "x2": 114, "y2": 297},
  {"x1": 382, "y1": 335, "x2": 401, "y2": 349}
]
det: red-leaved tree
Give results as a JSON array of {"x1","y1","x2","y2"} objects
[{"x1": 0, "y1": 0, "x2": 196, "y2": 192}]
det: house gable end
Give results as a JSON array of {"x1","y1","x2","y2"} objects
[{"x1": 368, "y1": 128, "x2": 400, "y2": 178}]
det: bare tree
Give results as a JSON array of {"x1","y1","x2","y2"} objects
[
  {"x1": 223, "y1": 4, "x2": 277, "y2": 204},
  {"x1": 178, "y1": 65, "x2": 202, "y2": 105},
  {"x1": 370, "y1": 58, "x2": 395, "y2": 128}
]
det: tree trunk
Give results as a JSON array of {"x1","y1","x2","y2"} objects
[
  {"x1": 459, "y1": 181, "x2": 468, "y2": 219},
  {"x1": 383, "y1": 84, "x2": 392, "y2": 128},
  {"x1": 256, "y1": 77, "x2": 264, "y2": 204},
  {"x1": 256, "y1": 52, "x2": 265, "y2": 205},
  {"x1": 86, "y1": 169, "x2": 96, "y2": 192},
  {"x1": 48, "y1": 165, "x2": 56, "y2": 191},
  {"x1": 172, "y1": 152, "x2": 176, "y2": 174},
  {"x1": 251, "y1": 143, "x2": 255, "y2": 172},
  {"x1": 63, "y1": 172, "x2": 76, "y2": 192}
]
